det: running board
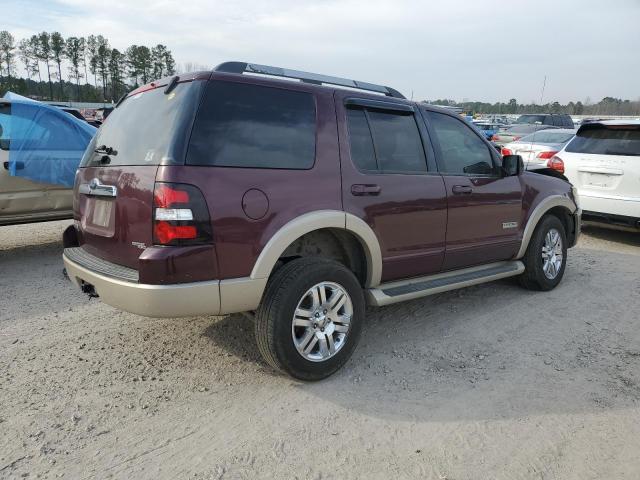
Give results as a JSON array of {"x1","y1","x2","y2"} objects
[{"x1": 366, "y1": 260, "x2": 525, "y2": 307}]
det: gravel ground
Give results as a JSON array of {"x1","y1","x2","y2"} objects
[{"x1": 1, "y1": 220, "x2": 639, "y2": 479}]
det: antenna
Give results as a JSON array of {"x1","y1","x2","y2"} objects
[
  {"x1": 526, "y1": 75, "x2": 548, "y2": 169},
  {"x1": 539, "y1": 75, "x2": 547, "y2": 105}
]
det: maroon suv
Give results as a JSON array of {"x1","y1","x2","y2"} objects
[{"x1": 63, "y1": 62, "x2": 581, "y2": 380}]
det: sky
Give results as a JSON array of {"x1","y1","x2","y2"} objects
[{"x1": 3, "y1": 0, "x2": 639, "y2": 103}]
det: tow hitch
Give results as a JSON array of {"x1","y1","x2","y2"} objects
[{"x1": 80, "y1": 281, "x2": 99, "y2": 298}]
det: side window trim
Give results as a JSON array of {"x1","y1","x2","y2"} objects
[{"x1": 422, "y1": 109, "x2": 501, "y2": 177}]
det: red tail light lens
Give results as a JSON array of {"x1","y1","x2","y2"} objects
[
  {"x1": 547, "y1": 156, "x2": 565, "y2": 174},
  {"x1": 501, "y1": 147, "x2": 513, "y2": 156},
  {"x1": 536, "y1": 150, "x2": 558, "y2": 159},
  {"x1": 512, "y1": 136, "x2": 521, "y2": 141},
  {"x1": 491, "y1": 135, "x2": 500, "y2": 141},
  {"x1": 152, "y1": 182, "x2": 212, "y2": 246},
  {"x1": 154, "y1": 184, "x2": 190, "y2": 207},
  {"x1": 154, "y1": 221, "x2": 197, "y2": 244}
]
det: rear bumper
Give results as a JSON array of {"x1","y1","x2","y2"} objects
[
  {"x1": 63, "y1": 248, "x2": 266, "y2": 317},
  {"x1": 578, "y1": 192, "x2": 640, "y2": 219}
]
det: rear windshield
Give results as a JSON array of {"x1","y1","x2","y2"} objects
[
  {"x1": 565, "y1": 126, "x2": 640, "y2": 156},
  {"x1": 515, "y1": 115, "x2": 546, "y2": 125},
  {"x1": 519, "y1": 131, "x2": 575, "y2": 144},
  {"x1": 81, "y1": 81, "x2": 202, "y2": 167}
]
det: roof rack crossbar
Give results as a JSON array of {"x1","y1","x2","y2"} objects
[{"x1": 214, "y1": 62, "x2": 405, "y2": 99}]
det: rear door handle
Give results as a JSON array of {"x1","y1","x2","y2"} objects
[
  {"x1": 351, "y1": 184, "x2": 381, "y2": 196},
  {"x1": 452, "y1": 185, "x2": 472, "y2": 195}
]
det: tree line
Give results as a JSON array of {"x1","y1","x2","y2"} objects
[
  {"x1": 0, "y1": 30, "x2": 177, "y2": 103},
  {"x1": 425, "y1": 97, "x2": 640, "y2": 116}
]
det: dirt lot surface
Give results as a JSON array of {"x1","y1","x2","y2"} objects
[{"x1": 1, "y1": 221, "x2": 639, "y2": 479}]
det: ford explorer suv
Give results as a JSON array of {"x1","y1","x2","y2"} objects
[{"x1": 62, "y1": 62, "x2": 581, "y2": 380}]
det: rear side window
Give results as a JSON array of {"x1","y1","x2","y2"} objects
[
  {"x1": 565, "y1": 126, "x2": 640, "y2": 156},
  {"x1": 427, "y1": 111, "x2": 497, "y2": 176},
  {"x1": 345, "y1": 107, "x2": 427, "y2": 173},
  {"x1": 187, "y1": 81, "x2": 316, "y2": 169}
]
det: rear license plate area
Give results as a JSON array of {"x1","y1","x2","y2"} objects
[{"x1": 81, "y1": 197, "x2": 115, "y2": 236}]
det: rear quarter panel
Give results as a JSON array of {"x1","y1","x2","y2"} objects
[{"x1": 157, "y1": 78, "x2": 341, "y2": 280}]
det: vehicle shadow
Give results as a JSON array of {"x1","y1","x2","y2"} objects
[
  {"x1": 202, "y1": 251, "x2": 640, "y2": 423},
  {"x1": 582, "y1": 224, "x2": 640, "y2": 248},
  {"x1": 202, "y1": 313, "x2": 262, "y2": 364}
]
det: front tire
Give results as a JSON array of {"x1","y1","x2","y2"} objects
[
  {"x1": 519, "y1": 214, "x2": 567, "y2": 291},
  {"x1": 255, "y1": 257, "x2": 365, "y2": 381}
]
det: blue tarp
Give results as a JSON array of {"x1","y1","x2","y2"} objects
[{"x1": 0, "y1": 92, "x2": 96, "y2": 187}]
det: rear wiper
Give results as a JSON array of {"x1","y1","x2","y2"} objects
[{"x1": 94, "y1": 144, "x2": 118, "y2": 156}]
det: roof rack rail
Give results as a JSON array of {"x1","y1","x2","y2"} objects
[{"x1": 214, "y1": 62, "x2": 405, "y2": 99}]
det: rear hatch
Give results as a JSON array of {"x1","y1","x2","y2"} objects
[
  {"x1": 76, "y1": 77, "x2": 205, "y2": 269},
  {"x1": 561, "y1": 123, "x2": 640, "y2": 204}
]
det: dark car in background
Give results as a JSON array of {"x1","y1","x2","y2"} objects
[
  {"x1": 62, "y1": 62, "x2": 580, "y2": 380},
  {"x1": 515, "y1": 114, "x2": 574, "y2": 128}
]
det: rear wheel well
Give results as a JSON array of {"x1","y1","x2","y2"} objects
[{"x1": 276, "y1": 229, "x2": 367, "y2": 287}]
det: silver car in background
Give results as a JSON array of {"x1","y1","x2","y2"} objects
[{"x1": 501, "y1": 129, "x2": 576, "y2": 171}]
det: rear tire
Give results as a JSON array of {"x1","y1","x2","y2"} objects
[
  {"x1": 519, "y1": 214, "x2": 567, "y2": 291},
  {"x1": 255, "y1": 257, "x2": 365, "y2": 381}
]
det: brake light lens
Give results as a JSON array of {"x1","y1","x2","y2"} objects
[
  {"x1": 536, "y1": 150, "x2": 558, "y2": 159},
  {"x1": 491, "y1": 135, "x2": 500, "y2": 141},
  {"x1": 512, "y1": 136, "x2": 521, "y2": 141},
  {"x1": 547, "y1": 156, "x2": 565, "y2": 174},
  {"x1": 501, "y1": 147, "x2": 513, "y2": 156},
  {"x1": 154, "y1": 222, "x2": 197, "y2": 244},
  {"x1": 152, "y1": 182, "x2": 212, "y2": 246},
  {"x1": 154, "y1": 184, "x2": 190, "y2": 207}
]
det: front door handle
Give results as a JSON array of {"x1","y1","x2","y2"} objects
[
  {"x1": 351, "y1": 184, "x2": 381, "y2": 196},
  {"x1": 452, "y1": 185, "x2": 472, "y2": 195}
]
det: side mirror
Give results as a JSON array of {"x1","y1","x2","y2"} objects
[{"x1": 502, "y1": 154, "x2": 524, "y2": 176}]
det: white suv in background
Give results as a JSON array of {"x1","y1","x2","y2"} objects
[{"x1": 553, "y1": 120, "x2": 639, "y2": 231}]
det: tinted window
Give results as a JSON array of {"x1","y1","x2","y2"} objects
[
  {"x1": 82, "y1": 81, "x2": 201, "y2": 166},
  {"x1": 515, "y1": 114, "x2": 545, "y2": 125},
  {"x1": 346, "y1": 108, "x2": 377, "y2": 171},
  {"x1": 346, "y1": 107, "x2": 427, "y2": 173},
  {"x1": 187, "y1": 81, "x2": 316, "y2": 169},
  {"x1": 367, "y1": 110, "x2": 426, "y2": 172},
  {"x1": 565, "y1": 126, "x2": 640, "y2": 156},
  {"x1": 428, "y1": 111, "x2": 496, "y2": 175}
]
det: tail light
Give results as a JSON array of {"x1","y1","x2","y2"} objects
[
  {"x1": 491, "y1": 135, "x2": 500, "y2": 141},
  {"x1": 152, "y1": 182, "x2": 212, "y2": 246},
  {"x1": 547, "y1": 156, "x2": 565, "y2": 174},
  {"x1": 501, "y1": 147, "x2": 513, "y2": 156},
  {"x1": 512, "y1": 136, "x2": 521, "y2": 141},
  {"x1": 536, "y1": 150, "x2": 558, "y2": 159}
]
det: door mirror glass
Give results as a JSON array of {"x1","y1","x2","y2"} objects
[{"x1": 502, "y1": 155, "x2": 523, "y2": 176}]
